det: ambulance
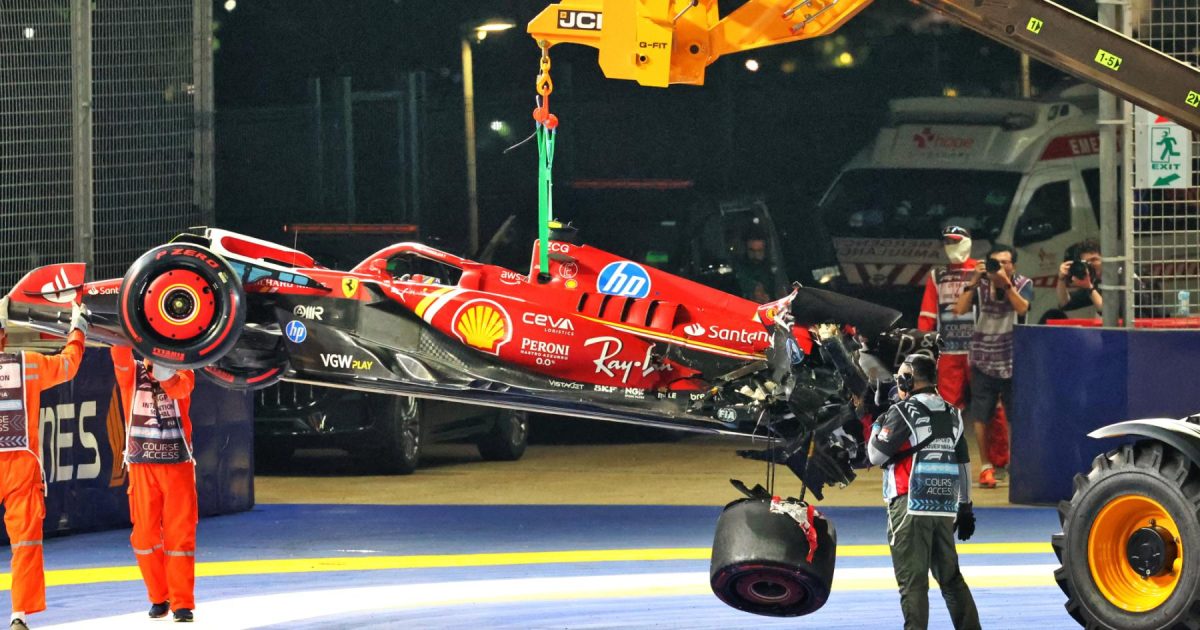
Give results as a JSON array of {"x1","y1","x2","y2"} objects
[{"x1": 817, "y1": 85, "x2": 1107, "y2": 323}]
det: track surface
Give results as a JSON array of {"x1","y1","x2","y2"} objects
[{"x1": 9, "y1": 504, "x2": 1075, "y2": 629}]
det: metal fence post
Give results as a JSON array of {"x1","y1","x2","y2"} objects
[
  {"x1": 70, "y1": 0, "x2": 94, "y2": 272},
  {"x1": 1097, "y1": 0, "x2": 1125, "y2": 327},
  {"x1": 193, "y1": 0, "x2": 215, "y2": 227}
]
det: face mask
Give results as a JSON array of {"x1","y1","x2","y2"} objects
[
  {"x1": 896, "y1": 371, "x2": 914, "y2": 393},
  {"x1": 944, "y1": 237, "x2": 972, "y2": 264}
]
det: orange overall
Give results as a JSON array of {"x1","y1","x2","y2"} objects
[
  {"x1": 0, "y1": 330, "x2": 85, "y2": 616},
  {"x1": 111, "y1": 347, "x2": 197, "y2": 612}
]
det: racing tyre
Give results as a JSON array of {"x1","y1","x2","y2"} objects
[
  {"x1": 119, "y1": 243, "x2": 245, "y2": 369},
  {"x1": 710, "y1": 498, "x2": 837, "y2": 617},
  {"x1": 477, "y1": 409, "x2": 528, "y2": 461},
  {"x1": 1053, "y1": 440, "x2": 1200, "y2": 629},
  {"x1": 373, "y1": 395, "x2": 423, "y2": 475},
  {"x1": 199, "y1": 361, "x2": 286, "y2": 391}
]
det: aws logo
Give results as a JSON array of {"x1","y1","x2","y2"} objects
[{"x1": 453, "y1": 299, "x2": 511, "y2": 355}]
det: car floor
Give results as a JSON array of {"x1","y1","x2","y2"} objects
[{"x1": 25, "y1": 432, "x2": 1073, "y2": 629}]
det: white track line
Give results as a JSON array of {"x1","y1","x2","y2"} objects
[{"x1": 41, "y1": 565, "x2": 1058, "y2": 629}]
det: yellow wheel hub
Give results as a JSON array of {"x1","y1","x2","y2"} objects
[{"x1": 1088, "y1": 494, "x2": 1183, "y2": 611}]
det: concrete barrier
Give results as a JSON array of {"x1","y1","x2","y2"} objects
[
  {"x1": 1011, "y1": 325, "x2": 1200, "y2": 504},
  {"x1": 1, "y1": 348, "x2": 253, "y2": 539}
]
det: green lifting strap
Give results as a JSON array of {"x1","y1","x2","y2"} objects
[{"x1": 536, "y1": 124, "x2": 556, "y2": 278}]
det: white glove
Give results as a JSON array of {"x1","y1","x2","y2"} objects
[
  {"x1": 0, "y1": 295, "x2": 8, "y2": 331},
  {"x1": 69, "y1": 301, "x2": 89, "y2": 335},
  {"x1": 151, "y1": 363, "x2": 177, "y2": 382}
]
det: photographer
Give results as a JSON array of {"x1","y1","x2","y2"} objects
[
  {"x1": 952, "y1": 244, "x2": 1032, "y2": 489},
  {"x1": 1055, "y1": 239, "x2": 1103, "y2": 315}
]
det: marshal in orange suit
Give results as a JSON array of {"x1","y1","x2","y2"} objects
[
  {"x1": 0, "y1": 297, "x2": 87, "y2": 630},
  {"x1": 111, "y1": 347, "x2": 197, "y2": 623}
]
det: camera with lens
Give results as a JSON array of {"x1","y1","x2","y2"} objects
[
  {"x1": 985, "y1": 258, "x2": 1001, "y2": 273},
  {"x1": 1068, "y1": 259, "x2": 1092, "y2": 282}
]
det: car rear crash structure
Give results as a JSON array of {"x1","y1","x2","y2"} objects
[{"x1": 527, "y1": 0, "x2": 1200, "y2": 626}]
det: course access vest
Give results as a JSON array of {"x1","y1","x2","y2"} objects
[
  {"x1": 125, "y1": 362, "x2": 191, "y2": 465},
  {"x1": 899, "y1": 395, "x2": 963, "y2": 517},
  {"x1": 0, "y1": 353, "x2": 29, "y2": 452},
  {"x1": 926, "y1": 263, "x2": 976, "y2": 355}
]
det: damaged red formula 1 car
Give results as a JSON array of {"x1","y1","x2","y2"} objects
[{"x1": 7, "y1": 227, "x2": 925, "y2": 617}]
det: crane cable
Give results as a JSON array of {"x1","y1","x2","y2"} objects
[{"x1": 532, "y1": 43, "x2": 559, "y2": 281}]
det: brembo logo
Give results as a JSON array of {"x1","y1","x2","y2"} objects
[{"x1": 558, "y1": 10, "x2": 602, "y2": 30}]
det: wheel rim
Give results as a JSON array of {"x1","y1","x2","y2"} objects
[
  {"x1": 730, "y1": 568, "x2": 805, "y2": 607},
  {"x1": 143, "y1": 270, "x2": 216, "y2": 340},
  {"x1": 1087, "y1": 494, "x2": 1184, "y2": 611},
  {"x1": 400, "y1": 398, "x2": 420, "y2": 460}
]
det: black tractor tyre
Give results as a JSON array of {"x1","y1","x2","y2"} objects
[
  {"x1": 371, "y1": 395, "x2": 423, "y2": 475},
  {"x1": 119, "y1": 243, "x2": 245, "y2": 369},
  {"x1": 710, "y1": 498, "x2": 837, "y2": 617},
  {"x1": 477, "y1": 409, "x2": 529, "y2": 461},
  {"x1": 1053, "y1": 440, "x2": 1200, "y2": 630}
]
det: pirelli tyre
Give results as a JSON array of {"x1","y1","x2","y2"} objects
[
  {"x1": 477, "y1": 409, "x2": 529, "y2": 461},
  {"x1": 198, "y1": 360, "x2": 286, "y2": 391},
  {"x1": 1053, "y1": 440, "x2": 1200, "y2": 629},
  {"x1": 119, "y1": 243, "x2": 246, "y2": 369},
  {"x1": 710, "y1": 498, "x2": 837, "y2": 617}
]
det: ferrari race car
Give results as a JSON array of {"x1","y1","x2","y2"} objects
[{"x1": 7, "y1": 227, "x2": 921, "y2": 617}]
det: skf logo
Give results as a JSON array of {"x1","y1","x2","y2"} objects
[
  {"x1": 40, "y1": 268, "x2": 77, "y2": 304},
  {"x1": 319, "y1": 353, "x2": 373, "y2": 370},
  {"x1": 453, "y1": 299, "x2": 511, "y2": 355},
  {"x1": 558, "y1": 10, "x2": 602, "y2": 30},
  {"x1": 293, "y1": 305, "x2": 324, "y2": 321},
  {"x1": 342, "y1": 277, "x2": 360, "y2": 299}
]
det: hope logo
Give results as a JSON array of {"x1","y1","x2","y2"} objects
[
  {"x1": 597, "y1": 262, "x2": 651, "y2": 299},
  {"x1": 284, "y1": 320, "x2": 307, "y2": 344}
]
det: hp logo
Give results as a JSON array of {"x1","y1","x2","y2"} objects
[
  {"x1": 597, "y1": 262, "x2": 651, "y2": 299},
  {"x1": 285, "y1": 320, "x2": 308, "y2": 344}
]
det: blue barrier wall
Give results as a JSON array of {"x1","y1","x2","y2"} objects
[
  {"x1": 1011, "y1": 326, "x2": 1200, "y2": 504},
  {"x1": 0, "y1": 348, "x2": 254, "y2": 539}
]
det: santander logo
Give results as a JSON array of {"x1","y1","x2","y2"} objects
[
  {"x1": 40, "y1": 268, "x2": 77, "y2": 304},
  {"x1": 683, "y1": 323, "x2": 705, "y2": 336}
]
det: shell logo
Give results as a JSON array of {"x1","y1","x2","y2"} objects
[{"x1": 452, "y1": 299, "x2": 512, "y2": 355}]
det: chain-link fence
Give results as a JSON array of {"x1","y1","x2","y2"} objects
[
  {"x1": 1127, "y1": 0, "x2": 1200, "y2": 322},
  {"x1": 0, "y1": 0, "x2": 211, "y2": 291}
]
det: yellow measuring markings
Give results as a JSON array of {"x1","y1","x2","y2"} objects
[{"x1": 0, "y1": 542, "x2": 1054, "y2": 591}]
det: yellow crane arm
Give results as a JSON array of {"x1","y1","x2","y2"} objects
[
  {"x1": 526, "y1": 0, "x2": 873, "y2": 87},
  {"x1": 528, "y1": 0, "x2": 1200, "y2": 132}
]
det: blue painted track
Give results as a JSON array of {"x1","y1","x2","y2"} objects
[{"x1": 21, "y1": 505, "x2": 1076, "y2": 628}]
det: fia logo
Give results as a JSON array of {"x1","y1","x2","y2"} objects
[
  {"x1": 284, "y1": 320, "x2": 307, "y2": 344},
  {"x1": 597, "y1": 262, "x2": 651, "y2": 299}
]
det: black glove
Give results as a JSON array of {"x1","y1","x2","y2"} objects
[{"x1": 954, "y1": 502, "x2": 975, "y2": 541}]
